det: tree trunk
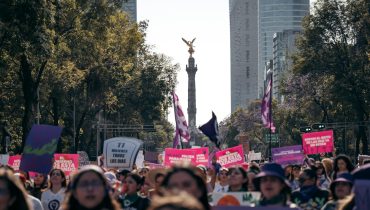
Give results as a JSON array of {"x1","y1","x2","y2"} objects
[{"x1": 20, "y1": 55, "x2": 37, "y2": 152}]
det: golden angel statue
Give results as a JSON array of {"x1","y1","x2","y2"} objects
[{"x1": 182, "y1": 37, "x2": 196, "y2": 56}]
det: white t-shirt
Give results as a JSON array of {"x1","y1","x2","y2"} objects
[
  {"x1": 41, "y1": 188, "x2": 66, "y2": 210},
  {"x1": 28, "y1": 194, "x2": 44, "y2": 210},
  {"x1": 213, "y1": 183, "x2": 229, "y2": 193}
]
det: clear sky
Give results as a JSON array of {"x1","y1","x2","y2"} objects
[{"x1": 137, "y1": 0, "x2": 231, "y2": 127}]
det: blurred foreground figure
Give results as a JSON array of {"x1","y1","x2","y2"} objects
[
  {"x1": 149, "y1": 191, "x2": 204, "y2": 210},
  {"x1": 0, "y1": 168, "x2": 32, "y2": 210},
  {"x1": 60, "y1": 165, "x2": 121, "y2": 210}
]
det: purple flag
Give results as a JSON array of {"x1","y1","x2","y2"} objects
[
  {"x1": 261, "y1": 75, "x2": 275, "y2": 132},
  {"x1": 199, "y1": 112, "x2": 221, "y2": 148},
  {"x1": 20, "y1": 124, "x2": 62, "y2": 174},
  {"x1": 172, "y1": 92, "x2": 190, "y2": 148}
]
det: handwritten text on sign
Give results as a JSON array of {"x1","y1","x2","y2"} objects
[{"x1": 216, "y1": 145, "x2": 245, "y2": 168}]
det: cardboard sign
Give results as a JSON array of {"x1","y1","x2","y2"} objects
[
  {"x1": 53, "y1": 154, "x2": 79, "y2": 176},
  {"x1": 248, "y1": 152, "x2": 262, "y2": 161},
  {"x1": 20, "y1": 125, "x2": 62, "y2": 174},
  {"x1": 216, "y1": 145, "x2": 245, "y2": 168},
  {"x1": 0, "y1": 154, "x2": 9, "y2": 166},
  {"x1": 272, "y1": 145, "x2": 304, "y2": 166},
  {"x1": 210, "y1": 192, "x2": 261, "y2": 206},
  {"x1": 8, "y1": 155, "x2": 21, "y2": 171},
  {"x1": 354, "y1": 180, "x2": 370, "y2": 210},
  {"x1": 103, "y1": 137, "x2": 143, "y2": 169},
  {"x1": 302, "y1": 130, "x2": 334, "y2": 155},
  {"x1": 77, "y1": 151, "x2": 90, "y2": 169}
]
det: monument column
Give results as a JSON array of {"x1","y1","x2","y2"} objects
[{"x1": 182, "y1": 38, "x2": 198, "y2": 145}]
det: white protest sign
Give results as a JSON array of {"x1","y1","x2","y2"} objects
[
  {"x1": 103, "y1": 137, "x2": 143, "y2": 169},
  {"x1": 0, "y1": 154, "x2": 9, "y2": 166},
  {"x1": 248, "y1": 152, "x2": 262, "y2": 161},
  {"x1": 210, "y1": 192, "x2": 261, "y2": 206},
  {"x1": 77, "y1": 151, "x2": 90, "y2": 169}
]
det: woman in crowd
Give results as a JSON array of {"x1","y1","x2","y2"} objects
[
  {"x1": 121, "y1": 173, "x2": 150, "y2": 210},
  {"x1": 0, "y1": 168, "x2": 32, "y2": 210},
  {"x1": 247, "y1": 163, "x2": 260, "y2": 191},
  {"x1": 253, "y1": 163, "x2": 297, "y2": 207},
  {"x1": 30, "y1": 172, "x2": 48, "y2": 199},
  {"x1": 291, "y1": 167, "x2": 329, "y2": 210},
  {"x1": 315, "y1": 161, "x2": 331, "y2": 189},
  {"x1": 289, "y1": 165, "x2": 301, "y2": 191},
  {"x1": 41, "y1": 168, "x2": 67, "y2": 210},
  {"x1": 60, "y1": 165, "x2": 121, "y2": 210},
  {"x1": 161, "y1": 166, "x2": 210, "y2": 210},
  {"x1": 321, "y1": 158, "x2": 334, "y2": 179},
  {"x1": 213, "y1": 167, "x2": 229, "y2": 193},
  {"x1": 332, "y1": 155, "x2": 354, "y2": 180},
  {"x1": 322, "y1": 173, "x2": 353, "y2": 210},
  {"x1": 227, "y1": 166, "x2": 248, "y2": 192},
  {"x1": 147, "y1": 168, "x2": 167, "y2": 198}
]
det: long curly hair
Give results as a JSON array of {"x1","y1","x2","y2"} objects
[{"x1": 0, "y1": 168, "x2": 32, "y2": 210}]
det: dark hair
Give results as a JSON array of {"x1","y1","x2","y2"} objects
[
  {"x1": 155, "y1": 173, "x2": 165, "y2": 183},
  {"x1": 161, "y1": 167, "x2": 210, "y2": 210},
  {"x1": 47, "y1": 168, "x2": 67, "y2": 189},
  {"x1": 127, "y1": 173, "x2": 144, "y2": 186},
  {"x1": 0, "y1": 168, "x2": 32, "y2": 210},
  {"x1": 333, "y1": 155, "x2": 354, "y2": 179},
  {"x1": 228, "y1": 167, "x2": 248, "y2": 191},
  {"x1": 303, "y1": 167, "x2": 318, "y2": 182},
  {"x1": 61, "y1": 166, "x2": 121, "y2": 210}
]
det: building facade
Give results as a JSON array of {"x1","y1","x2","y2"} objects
[
  {"x1": 230, "y1": 0, "x2": 309, "y2": 112},
  {"x1": 272, "y1": 29, "x2": 301, "y2": 102},
  {"x1": 230, "y1": 0, "x2": 259, "y2": 112},
  {"x1": 258, "y1": 0, "x2": 309, "y2": 97},
  {"x1": 122, "y1": 0, "x2": 137, "y2": 22}
]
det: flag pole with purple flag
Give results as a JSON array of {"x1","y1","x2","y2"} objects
[
  {"x1": 172, "y1": 92, "x2": 191, "y2": 149},
  {"x1": 199, "y1": 112, "x2": 221, "y2": 149},
  {"x1": 261, "y1": 71, "x2": 275, "y2": 161}
]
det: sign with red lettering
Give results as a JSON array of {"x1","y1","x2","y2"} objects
[
  {"x1": 216, "y1": 145, "x2": 245, "y2": 168},
  {"x1": 302, "y1": 130, "x2": 334, "y2": 155}
]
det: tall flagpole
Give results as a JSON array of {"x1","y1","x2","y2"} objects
[{"x1": 269, "y1": 72, "x2": 273, "y2": 162}]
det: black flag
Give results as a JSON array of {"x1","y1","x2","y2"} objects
[{"x1": 199, "y1": 112, "x2": 221, "y2": 148}]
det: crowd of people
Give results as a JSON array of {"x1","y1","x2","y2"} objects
[{"x1": 0, "y1": 154, "x2": 369, "y2": 210}]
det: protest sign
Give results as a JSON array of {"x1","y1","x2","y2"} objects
[
  {"x1": 164, "y1": 147, "x2": 209, "y2": 167},
  {"x1": 193, "y1": 147, "x2": 209, "y2": 166},
  {"x1": 164, "y1": 148, "x2": 195, "y2": 166},
  {"x1": 216, "y1": 145, "x2": 245, "y2": 168},
  {"x1": 210, "y1": 192, "x2": 260, "y2": 206},
  {"x1": 77, "y1": 151, "x2": 90, "y2": 169},
  {"x1": 248, "y1": 151, "x2": 262, "y2": 162},
  {"x1": 8, "y1": 155, "x2": 21, "y2": 171},
  {"x1": 20, "y1": 125, "x2": 62, "y2": 174},
  {"x1": 53, "y1": 154, "x2": 79, "y2": 176},
  {"x1": 0, "y1": 154, "x2": 9, "y2": 166},
  {"x1": 103, "y1": 137, "x2": 143, "y2": 169},
  {"x1": 272, "y1": 145, "x2": 304, "y2": 166},
  {"x1": 301, "y1": 130, "x2": 334, "y2": 155},
  {"x1": 354, "y1": 180, "x2": 370, "y2": 210},
  {"x1": 213, "y1": 206, "x2": 299, "y2": 210},
  {"x1": 145, "y1": 162, "x2": 165, "y2": 169}
]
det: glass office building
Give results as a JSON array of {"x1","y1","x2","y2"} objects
[{"x1": 258, "y1": 0, "x2": 309, "y2": 97}]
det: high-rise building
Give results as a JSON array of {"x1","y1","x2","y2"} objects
[
  {"x1": 230, "y1": 0, "x2": 259, "y2": 112},
  {"x1": 272, "y1": 29, "x2": 301, "y2": 102},
  {"x1": 122, "y1": 0, "x2": 137, "y2": 22},
  {"x1": 230, "y1": 0, "x2": 309, "y2": 112},
  {"x1": 258, "y1": 0, "x2": 309, "y2": 97}
]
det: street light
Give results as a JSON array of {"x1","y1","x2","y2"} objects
[
  {"x1": 312, "y1": 123, "x2": 326, "y2": 130},
  {"x1": 300, "y1": 126, "x2": 312, "y2": 133}
]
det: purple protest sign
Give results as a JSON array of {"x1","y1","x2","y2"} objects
[
  {"x1": 271, "y1": 145, "x2": 304, "y2": 166},
  {"x1": 20, "y1": 125, "x2": 62, "y2": 174}
]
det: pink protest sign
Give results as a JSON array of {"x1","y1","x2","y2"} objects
[
  {"x1": 302, "y1": 130, "x2": 334, "y2": 155},
  {"x1": 8, "y1": 155, "x2": 22, "y2": 171},
  {"x1": 164, "y1": 148, "x2": 196, "y2": 166},
  {"x1": 53, "y1": 154, "x2": 79, "y2": 176},
  {"x1": 193, "y1": 147, "x2": 209, "y2": 166},
  {"x1": 216, "y1": 145, "x2": 245, "y2": 168}
]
